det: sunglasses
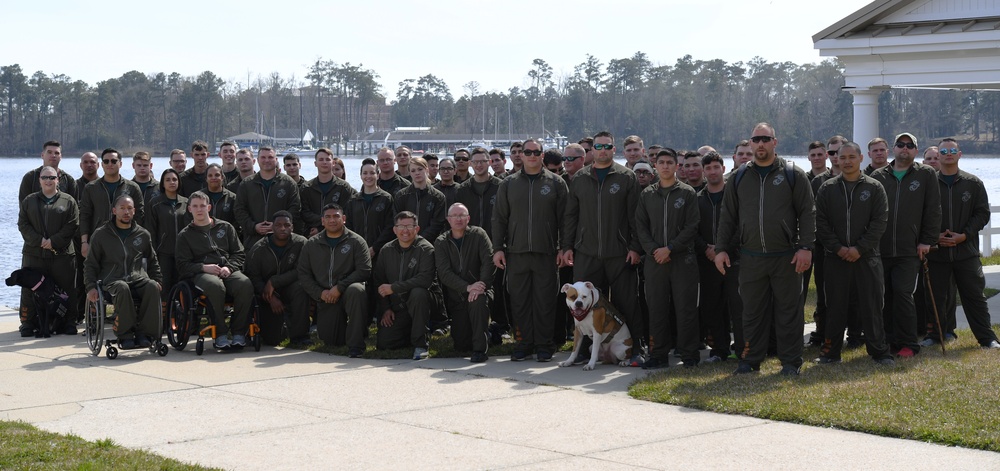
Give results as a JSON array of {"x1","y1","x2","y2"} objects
[
  {"x1": 102, "y1": 158, "x2": 119, "y2": 164},
  {"x1": 827, "y1": 150, "x2": 837, "y2": 156},
  {"x1": 749, "y1": 136, "x2": 774, "y2": 143},
  {"x1": 938, "y1": 148, "x2": 959, "y2": 155},
  {"x1": 454, "y1": 157, "x2": 470, "y2": 161},
  {"x1": 593, "y1": 143, "x2": 614, "y2": 150},
  {"x1": 894, "y1": 142, "x2": 916, "y2": 149},
  {"x1": 563, "y1": 156, "x2": 582, "y2": 162},
  {"x1": 522, "y1": 150, "x2": 543, "y2": 156},
  {"x1": 40, "y1": 175, "x2": 58, "y2": 181}
]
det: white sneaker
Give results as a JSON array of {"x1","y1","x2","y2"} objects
[
  {"x1": 413, "y1": 348, "x2": 429, "y2": 360},
  {"x1": 984, "y1": 340, "x2": 1000, "y2": 349}
]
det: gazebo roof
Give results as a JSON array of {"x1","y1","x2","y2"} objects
[{"x1": 814, "y1": 0, "x2": 1000, "y2": 90}]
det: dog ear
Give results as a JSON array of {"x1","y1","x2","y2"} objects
[
  {"x1": 560, "y1": 283, "x2": 572, "y2": 294},
  {"x1": 584, "y1": 281, "x2": 595, "y2": 291}
]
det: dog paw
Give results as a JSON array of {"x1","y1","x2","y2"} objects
[
  {"x1": 558, "y1": 361, "x2": 572, "y2": 367},
  {"x1": 583, "y1": 363, "x2": 596, "y2": 371}
]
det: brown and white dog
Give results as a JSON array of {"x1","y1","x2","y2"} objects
[{"x1": 558, "y1": 281, "x2": 632, "y2": 370}]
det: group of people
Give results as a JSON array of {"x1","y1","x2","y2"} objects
[{"x1": 16, "y1": 125, "x2": 999, "y2": 370}]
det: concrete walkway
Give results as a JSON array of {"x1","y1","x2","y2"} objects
[{"x1": 2, "y1": 267, "x2": 1000, "y2": 470}]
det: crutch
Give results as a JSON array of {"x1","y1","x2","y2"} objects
[{"x1": 921, "y1": 258, "x2": 946, "y2": 356}]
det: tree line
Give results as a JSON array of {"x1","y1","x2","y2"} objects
[{"x1": 2, "y1": 53, "x2": 998, "y2": 156}]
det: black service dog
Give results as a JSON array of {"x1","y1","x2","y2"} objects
[{"x1": 6, "y1": 267, "x2": 72, "y2": 338}]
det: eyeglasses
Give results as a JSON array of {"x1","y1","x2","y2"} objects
[
  {"x1": 102, "y1": 158, "x2": 119, "y2": 164},
  {"x1": 522, "y1": 150, "x2": 543, "y2": 156},
  {"x1": 749, "y1": 136, "x2": 774, "y2": 144},
  {"x1": 593, "y1": 143, "x2": 614, "y2": 150},
  {"x1": 827, "y1": 150, "x2": 837, "y2": 156},
  {"x1": 439, "y1": 167, "x2": 455, "y2": 171},
  {"x1": 394, "y1": 224, "x2": 417, "y2": 230},
  {"x1": 40, "y1": 175, "x2": 58, "y2": 181},
  {"x1": 454, "y1": 157, "x2": 470, "y2": 162},
  {"x1": 894, "y1": 142, "x2": 916, "y2": 149},
  {"x1": 939, "y1": 148, "x2": 959, "y2": 155},
  {"x1": 563, "y1": 156, "x2": 582, "y2": 162}
]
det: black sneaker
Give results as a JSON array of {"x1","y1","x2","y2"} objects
[
  {"x1": 733, "y1": 362, "x2": 760, "y2": 375},
  {"x1": 779, "y1": 365, "x2": 801, "y2": 376},
  {"x1": 814, "y1": 356, "x2": 841, "y2": 364},
  {"x1": 874, "y1": 356, "x2": 896, "y2": 366},
  {"x1": 805, "y1": 332, "x2": 822, "y2": 347},
  {"x1": 19, "y1": 325, "x2": 37, "y2": 338},
  {"x1": 845, "y1": 337, "x2": 865, "y2": 349},
  {"x1": 60, "y1": 324, "x2": 78, "y2": 336},
  {"x1": 536, "y1": 351, "x2": 553, "y2": 362},
  {"x1": 682, "y1": 360, "x2": 698, "y2": 369},
  {"x1": 641, "y1": 357, "x2": 668, "y2": 370},
  {"x1": 510, "y1": 350, "x2": 531, "y2": 362},
  {"x1": 347, "y1": 347, "x2": 363, "y2": 358},
  {"x1": 470, "y1": 351, "x2": 488, "y2": 363}
]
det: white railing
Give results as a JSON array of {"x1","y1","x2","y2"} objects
[{"x1": 981, "y1": 205, "x2": 1000, "y2": 254}]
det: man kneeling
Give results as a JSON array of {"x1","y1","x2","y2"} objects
[
  {"x1": 176, "y1": 191, "x2": 254, "y2": 349},
  {"x1": 84, "y1": 196, "x2": 162, "y2": 349},
  {"x1": 298, "y1": 203, "x2": 371, "y2": 356},
  {"x1": 435, "y1": 203, "x2": 494, "y2": 362},
  {"x1": 375, "y1": 211, "x2": 436, "y2": 360},
  {"x1": 246, "y1": 210, "x2": 310, "y2": 346}
]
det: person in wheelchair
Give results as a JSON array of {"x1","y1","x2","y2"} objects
[
  {"x1": 176, "y1": 191, "x2": 254, "y2": 349},
  {"x1": 83, "y1": 195, "x2": 162, "y2": 349},
  {"x1": 245, "y1": 210, "x2": 309, "y2": 346}
]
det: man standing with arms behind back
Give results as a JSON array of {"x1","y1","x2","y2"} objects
[
  {"x1": 870, "y1": 132, "x2": 940, "y2": 358},
  {"x1": 563, "y1": 131, "x2": 644, "y2": 366},
  {"x1": 492, "y1": 138, "x2": 567, "y2": 362},
  {"x1": 714, "y1": 123, "x2": 815, "y2": 376}
]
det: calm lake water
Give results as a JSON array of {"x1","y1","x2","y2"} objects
[{"x1": 3, "y1": 154, "x2": 999, "y2": 309}]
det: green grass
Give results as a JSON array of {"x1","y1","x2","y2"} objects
[
  {"x1": 981, "y1": 248, "x2": 1000, "y2": 266},
  {"x1": 0, "y1": 421, "x2": 217, "y2": 470},
  {"x1": 629, "y1": 327, "x2": 1000, "y2": 451}
]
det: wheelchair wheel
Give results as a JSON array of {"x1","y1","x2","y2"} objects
[
  {"x1": 156, "y1": 342, "x2": 169, "y2": 357},
  {"x1": 85, "y1": 288, "x2": 105, "y2": 356},
  {"x1": 195, "y1": 338, "x2": 204, "y2": 356},
  {"x1": 167, "y1": 282, "x2": 194, "y2": 351},
  {"x1": 106, "y1": 346, "x2": 118, "y2": 360}
]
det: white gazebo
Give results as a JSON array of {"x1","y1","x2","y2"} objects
[{"x1": 814, "y1": 0, "x2": 1000, "y2": 155}]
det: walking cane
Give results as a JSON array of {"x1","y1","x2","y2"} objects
[{"x1": 920, "y1": 258, "x2": 946, "y2": 355}]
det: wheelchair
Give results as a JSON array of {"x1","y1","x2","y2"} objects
[
  {"x1": 84, "y1": 280, "x2": 169, "y2": 359},
  {"x1": 165, "y1": 279, "x2": 261, "y2": 355}
]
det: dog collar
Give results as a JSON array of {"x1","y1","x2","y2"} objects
[{"x1": 31, "y1": 276, "x2": 45, "y2": 292}]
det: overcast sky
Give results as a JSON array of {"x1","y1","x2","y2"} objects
[{"x1": 7, "y1": 0, "x2": 872, "y2": 98}]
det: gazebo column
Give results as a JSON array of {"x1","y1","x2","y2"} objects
[{"x1": 850, "y1": 87, "x2": 883, "y2": 168}]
